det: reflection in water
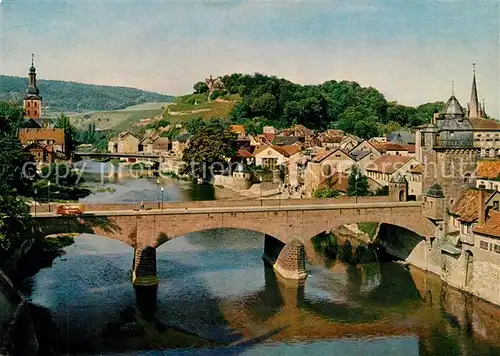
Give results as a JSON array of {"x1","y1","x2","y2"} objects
[
  {"x1": 21, "y1": 228, "x2": 500, "y2": 355},
  {"x1": 75, "y1": 160, "x2": 215, "y2": 203}
]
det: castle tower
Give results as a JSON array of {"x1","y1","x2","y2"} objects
[
  {"x1": 418, "y1": 92, "x2": 478, "y2": 208},
  {"x1": 23, "y1": 54, "x2": 42, "y2": 119}
]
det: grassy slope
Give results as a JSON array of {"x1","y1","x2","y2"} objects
[
  {"x1": 71, "y1": 102, "x2": 169, "y2": 132},
  {"x1": 163, "y1": 95, "x2": 239, "y2": 124},
  {"x1": 72, "y1": 95, "x2": 238, "y2": 134}
]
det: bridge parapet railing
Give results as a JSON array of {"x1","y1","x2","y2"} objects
[{"x1": 31, "y1": 195, "x2": 406, "y2": 213}]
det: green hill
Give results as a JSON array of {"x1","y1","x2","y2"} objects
[{"x1": 0, "y1": 75, "x2": 174, "y2": 113}]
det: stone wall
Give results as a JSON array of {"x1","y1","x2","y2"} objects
[
  {"x1": 37, "y1": 202, "x2": 434, "y2": 249},
  {"x1": 273, "y1": 240, "x2": 307, "y2": 280}
]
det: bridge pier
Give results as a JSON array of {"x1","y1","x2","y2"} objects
[
  {"x1": 132, "y1": 246, "x2": 159, "y2": 287},
  {"x1": 263, "y1": 234, "x2": 307, "y2": 281}
]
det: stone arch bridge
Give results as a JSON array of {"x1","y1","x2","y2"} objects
[{"x1": 34, "y1": 197, "x2": 435, "y2": 286}]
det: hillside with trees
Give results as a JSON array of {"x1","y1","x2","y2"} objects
[
  {"x1": 183, "y1": 73, "x2": 446, "y2": 139},
  {"x1": 222, "y1": 73, "x2": 445, "y2": 138},
  {"x1": 0, "y1": 75, "x2": 174, "y2": 113}
]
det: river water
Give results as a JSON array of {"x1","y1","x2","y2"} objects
[{"x1": 21, "y1": 161, "x2": 500, "y2": 355}]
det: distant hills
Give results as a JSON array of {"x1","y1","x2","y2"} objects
[{"x1": 0, "y1": 75, "x2": 175, "y2": 113}]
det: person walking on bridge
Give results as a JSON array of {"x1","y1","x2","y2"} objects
[{"x1": 140, "y1": 201, "x2": 145, "y2": 210}]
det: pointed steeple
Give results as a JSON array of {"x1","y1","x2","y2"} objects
[{"x1": 469, "y1": 63, "x2": 480, "y2": 118}]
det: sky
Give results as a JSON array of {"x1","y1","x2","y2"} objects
[{"x1": 1, "y1": 0, "x2": 499, "y2": 117}]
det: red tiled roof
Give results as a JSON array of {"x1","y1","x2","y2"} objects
[
  {"x1": 473, "y1": 210, "x2": 500, "y2": 238},
  {"x1": 470, "y1": 117, "x2": 500, "y2": 131},
  {"x1": 231, "y1": 125, "x2": 246, "y2": 136},
  {"x1": 477, "y1": 160, "x2": 500, "y2": 180},
  {"x1": 409, "y1": 163, "x2": 424, "y2": 174},
  {"x1": 253, "y1": 144, "x2": 301, "y2": 158},
  {"x1": 237, "y1": 149, "x2": 253, "y2": 158},
  {"x1": 365, "y1": 155, "x2": 412, "y2": 174},
  {"x1": 19, "y1": 128, "x2": 64, "y2": 145},
  {"x1": 312, "y1": 149, "x2": 351, "y2": 163},
  {"x1": 449, "y1": 189, "x2": 495, "y2": 222}
]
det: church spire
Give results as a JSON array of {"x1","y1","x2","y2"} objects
[
  {"x1": 469, "y1": 63, "x2": 480, "y2": 118},
  {"x1": 26, "y1": 53, "x2": 39, "y2": 96}
]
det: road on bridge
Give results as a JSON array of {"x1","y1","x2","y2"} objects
[{"x1": 32, "y1": 201, "x2": 422, "y2": 218}]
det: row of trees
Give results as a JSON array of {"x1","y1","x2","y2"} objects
[
  {"x1": 0, "y1": 102, "x2": 34, "y2": 262},
  {"x1": 192, "y1": 73, "x2": 446, "y2": 139}
]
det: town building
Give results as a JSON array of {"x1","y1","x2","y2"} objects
[
  {"x1": 22, "y1": 143, "x2": 54, "y2": 164},
  {"x1": 415, "y1": 93, "x2": 478, "y2": 204},
  {"x1": 19, "y1": 128, "x2": 65, "y2": 153},
  {"x1": 253, "y1": 144, "x2": 301, "y2": 170},
  {"x1": 303, "y1": 148, "x2": 355, "y2": 195},
  {"x1": 372, "y1": 142, "x2": 415, "y2": 157},
  {"x1": 109, "y1": 132, "x2": 140, "y2": 154},
  {"x1": 365, "y1": 155, "x2": 420, "y2": 197},
  {"x1": 476, "y1": 160, "x2": 500, "y2": 191},
  {"x1": 386, "y1": 130, "x2": 415, "y2": 145},
  {"x1": 17, "y1": 56, "x2": 64, "y2": 165},
  {"x1": 139, "y1": 135, "x2": 170, "y2": 154},
  {"x1": 171, "y1": 133, "x2": 191, "y2": 157},
  {"x1": 24, "y1": 54, "x2": 42, "y2": 120}
]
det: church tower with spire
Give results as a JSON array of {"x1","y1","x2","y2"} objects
[
  {"x1": 24, "y1": 54, "x2": 42, "y2": 119},
  {"x1": 468, "y1": 63, "x2": 485, "y2": 119}
]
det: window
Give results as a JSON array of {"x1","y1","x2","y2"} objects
[
  {"x1": 34, "y1": 102, "x2": 37, "y2": 107},
  {"x1": 34, "y1": 110, "x2": 38, "y2": 116},
  {"x1": 27, "y1": 102, "x2": 31, "y2": 108},
  {"x1": 480, "y1": 241, "x2": 489, "y2": 250},
  {"x1": 495, "y1": 245, "x2": 500, "y2": 254}
]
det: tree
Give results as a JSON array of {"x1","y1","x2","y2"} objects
[
  {"x1": 0, "y1": 101, "x2": 24, "y2": 136},
  {"x1": 55, "y1": 113, "x2": 76, "y2": 159},
  {"x1": 347, "y1": 165, "x2": 370, "y2": 197},
  {"x1": 193, "y1": 81, "x2": 209, "y2": 94},
  {"x1": 0, "y1": 101, "x2": 33, "y2": 262},
  {"x1": 184, "y1": 117, "x2": 205, "y2": 135},
  {"x1": 181, "y1": 123, "x2": 237, "y2": 180}
]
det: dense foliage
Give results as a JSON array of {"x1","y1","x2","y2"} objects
[
  {"x1": 55, "y1": 113, "x2": 76, "y2": 158},
  {"x1": 211, "y1": 73, "x2": 446, "y2": 138},
  {"x1": 76, "y1": 123, "x2": 112, "y2": 152},
  {"x1": 181, "y1": 120, "x2": 237, "y2": 180},
  {"x1": 312, "y1": 187, "x2": 341, "y2": 199},
  {"x1": 0, "y1": 75, "x2": 174, "y2": 112},
  {"x1": 0, "y1": 102, "x2": 33, "y2": 261}
]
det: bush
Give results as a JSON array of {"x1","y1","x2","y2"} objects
[
  {"x1": 358, "y1": 222, "x2": 379, "y2": 239},
  {"x1": 313, "y1": 187, "x2": 341, "y2": 199}
]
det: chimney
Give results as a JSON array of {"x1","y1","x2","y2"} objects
[
  {"x1": 478, "y1": 189, "x2": 487, "y2": 224},
  {"x1": 432, "y1": 112, "x2": 439, "y2": 125}
]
